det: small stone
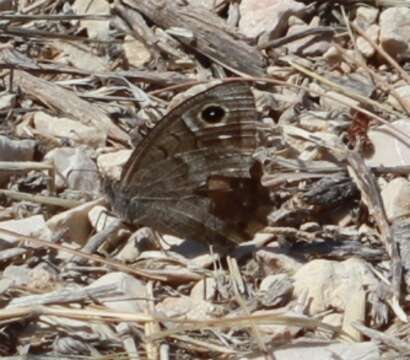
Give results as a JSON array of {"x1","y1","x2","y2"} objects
[
  {"x1": 88, "y1": 205, "x2": 129, "y2": 253},
  {"x1": 123, "y1": 35, "x2": 152, "y2": 67},
  {"x1": 45, "y1": 147, "x2": 100, "y2": 192},
  {"x1": 293, "y1": 258, "x2": 378, "y2": 315},
  {"x1": 267, "y1": 65, "x2": 294, "y2": 79},
  {"x1": 156, "y1": 295, "x2": 215, "y2": 321},
  {"x1": 4, "y1": 264, "x2": 57, "y2": 292},
  {"x1": 387, "y1": 85, "x2": 410, "y2": 112},
  {"x1": 54, "y1": 42, "x2": 109, "y2": 73},
  {"x1": 256, "y1": 243, "x2": 303, "y2": 274},
  {"x1": 115, "y1": 239, "x2": 141, "y2": 263},
  {"x1": 252, "y1": 308, "x2": 302, "y2": 341},
  {"x1": 97, "y1": 150, "x2": 131, "y2": 181},
  {"x1": 191, "y1": 277, "x2": 217, "y2": 301},
  {"x1": 0, "y1": 93, "x2": 16, "y2": 110},
  {"x1": 259, "y1": 274, "x2": 289, "y2": 292},
  {"x1": 342, "y1": 284, "x2": 366, "y2": 341},
  {"x1": 72, "y1": 0, "x2": 110, "y2": 40},
  {"x1": 89, "y1": 272, "x2": 147, "y2": 312},
  {"x1": 366, "y1": 119, "x2": 410, "y2": 167},
  {"x1": 258, "y1": 274, "x2": 293, "y2": 308},
  {"x1": 3, "y1": 265, "x2": 31, "y2": 286},
  {"x1": 299, "y1": 222, "x2": 321, "y2": 232},
  {"x1": 323, "y1": 46, "x2": 342, "y2": 66},
  {"x1": 380, "y1": 7, "x2": 410, "y2": 58},
  {"x1": 28, "y1": 263, "x2": 58, "y2": 291},
  {"x1": 239, "y1": 0, "x2": 306, "y2": 40},
  {"x1": 322, "y1": 313, "x2": 343, "y2": 328},
  {"x1": 357, "y1": 24, "x2": 379, "y2": 58},
  {"x1": 354, "y1": 6, "x2": 379, "y2": 27},
  {"x1": 0, "y1": 279, "x2": 13, "y2": 295},
  {"x1": 161, "y1": 234, "x2": 185, "y2": 248},
  {"x1": 34, "y1": 111, "x2": 106, "y2": 147},
  {"x1": 116, "y1": 227, "x2": 162, "y2": 262},
  {"x1": 381, "y1": 177, "x2": 410, "y2": 221},
  {"x1": 308, "y1": 82, "x2": 324, "y2": 98},
  {"x1": 88, "y1": 205, "x2": 119, "y2": 232},
  {"x1": 287, "y1": 15, "x2": 305, "y2": 27},
  {"x1": 285, "y1": 20, "x2": 331, "y2": 56},
  {"x1": 339, "y1": 61, "x2": 353, "y2": 74},
  {"x1": 46, "y1": 199, "x2": 104, "y2": 245},
  {"x1": 0, "y1": 215, "x2": 46, "y2": 245}
]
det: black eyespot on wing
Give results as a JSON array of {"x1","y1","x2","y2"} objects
[{"x1": 200, "y1": 105, "x2": 226, "y2": 123}]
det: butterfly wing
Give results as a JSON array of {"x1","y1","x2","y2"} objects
[
  {"x1": 108, "y1": 82, "x2": 265, "y2": 245},
  {"x1": 121, "y1": 82, "x2": 259, "y2": 186}
]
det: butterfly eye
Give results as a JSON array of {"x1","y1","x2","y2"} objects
[{"x1": 200, "y1": 104, "x2": 226, "y2": 123}]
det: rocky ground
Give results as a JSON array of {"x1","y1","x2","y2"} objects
[{"x1": 1, "y1": 0, "x2": 410, "y2": 359}]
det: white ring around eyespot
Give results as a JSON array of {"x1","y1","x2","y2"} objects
[{"x1": 198, "y1": 103, "x2": 229, "y2": 124}]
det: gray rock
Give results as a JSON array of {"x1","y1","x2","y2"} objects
[
  {"x1": 45, "y1": 146, "x2": 99, "y2": 192},
  {"x1": 380, "y1": 7, "x2": 410, "y2": 58},
  {"x1": 367, "y1": 119, "x2": 410, "y2": 167},
  {"x1": 239, "y1": 0, "x2": 306, "y2": 40},
  {"x1": 357, "y1": 24, "x2": 379, "y2": 58},
  {"x1": 293, "y1": 258, "x2": 377, "y2": 315},
  {"x1": 381, "y1": 177, "x2": 410, "y2": 221},
  {"x1": 354, "y1": 6, "x2": 379, "y2": 28},
  {"x1": 89, "y1": 272, "x2": 147, "y2": 313},
  {"x1": 387, "y1": 84, "x2": 410, "y2": 112},
  {"x1": 0, "y1": 215, "x2": 46, "y2": 245},
  {"x1": 285, "y1": 18, "x2": 332, "y2": 56},
  {"x1": 34, "y1": 111, "x2": 106, "y2": 148}
]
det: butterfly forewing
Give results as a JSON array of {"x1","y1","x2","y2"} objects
[{"x1": 120, "y1": 82, "x2": 259, "y2": 187}]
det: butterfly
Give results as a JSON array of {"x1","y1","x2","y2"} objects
[{"x1": 103, "y1": 81, "x2": 269, "y2": 247}]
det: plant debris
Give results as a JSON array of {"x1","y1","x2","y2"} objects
[{"x1": 1, "y1": 1, "x2": 410, "y2": 359}]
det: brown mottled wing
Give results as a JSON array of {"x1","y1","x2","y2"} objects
[
  {"x1": 108, "y1": 82, "x2": 262, "y2": 246},
  {"x1": 121, "y1": 82, "x2": 259, "y2": 187}
]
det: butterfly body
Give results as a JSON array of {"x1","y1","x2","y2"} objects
[{"x1": 103, "y1": 82, "x2": 267, "y2": 247}]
